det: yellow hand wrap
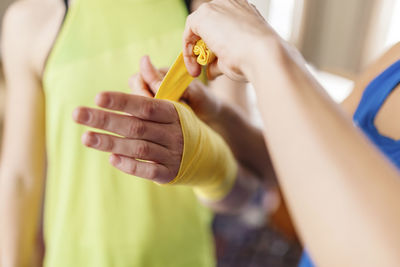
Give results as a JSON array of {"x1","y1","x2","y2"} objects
[
  {"x1": 171, "y1": 102, "x2": 238, "y2": 201},
  {"x1": 155, "y1": 40, "x2": 237, "y2": 201},
  {"x1": 193, "y1": 39, "x2": 216, "y2": 65}
]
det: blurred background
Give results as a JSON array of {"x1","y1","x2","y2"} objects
[
  {"x1": 0, "y1": 0, "x2": 400, "y2": 266},
  {"x1": 2, "y1": 0, "x2": 400, "y2": 120},
  {"x1": 251, "y1": 0, "x2": 400, "y2": 102}
]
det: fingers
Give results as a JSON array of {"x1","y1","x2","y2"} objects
[
  {"x1": 73, "y1": 107, "x2": 177, "y2": 146},
  {"x1": 183, "y1": 14, "x2": 202, "y2": 77},
  {"x1": 159, "y1": 67, "x2": 169, "y2": 76},
  {"x1": 82, "y1": 131, "x2": 179, "y2": 165},
  {"x1": 94, "y1": 92, "x2": 178, "y2": 123},
  {"x1": 129, "y1": 57, "x2": 169, "y2": 97},
  {"x1": 129, "y1": 73, "x2": 153, "y2": 97},
  {"x1": 109, "y1": 154, "x2": 174, "y2": 183},
  {"x1": 140, "y1": 56, "x2": 163, "y2": 94},
  {"x1": 206, "y1": 59, "x2": 223, "y2": 80}
]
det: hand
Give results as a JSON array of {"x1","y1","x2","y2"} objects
[
  {"x1": 183, "y1": 0, "x2": 276, "y2": 80},
  {"x1": 130, "y1": 55, "x2": 222, "y2": 125},
  {"x1": 72, "y1": 92, "x2": 183, "y2": 184}
]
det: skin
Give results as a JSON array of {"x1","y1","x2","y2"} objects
[
  {"x1": 0, "y1": 1, "x2": 65, "y2": 266},
  {"x1": 3, "y1": 0, "x2": 398, "y2": 267},
  {"x1": 73, "y1": 55, "x2": 266, "y2": 212},
  {"x1": 182, "y1": 1, "x2": 400, "y2": 267},
  {"x1": 0, "y1": 0, "x2": 258, "y2": 266}
]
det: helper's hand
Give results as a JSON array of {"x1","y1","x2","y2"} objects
[
  {"x1": 73, "y1": 92, "x2": 183, "y2": 184},
  {"x1": 183, "y1": 0, "x2": 277, "y2": 81},
  {"x1": 130, "y1": 55, "x2": 222, "y2": 125}
]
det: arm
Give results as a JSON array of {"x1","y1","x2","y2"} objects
[
  {"x1": 0, "y1": 4, "x2": 47, "y2": 267},
  {"x1": 183, "y1": 1, "x2": 400, "y2": 266},
  {"x1": 250, "y1": 38, "x2": 400, "y2": 267},
  {"x1": 74, "y1": 56, "x2": 263, "y2": 213}
]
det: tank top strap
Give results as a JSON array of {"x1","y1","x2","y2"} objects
[
  {"x1": 184, "y1": 0, "x2": 191, "y2": 12},
  {"x1": 64, "y1": 0, "x2": 69, "y2": 10},
  {"x1": 353, "y1": 60, "x2": 400, "y2": 130}
]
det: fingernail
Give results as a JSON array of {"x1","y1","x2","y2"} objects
[
  {"x1": 87, "y1": 134, "x2": 100, "y2": 147},
  {"x1": 96, "y1": 93, "x2": 112, "y2": 108},
  {"x1": 110, "y1": 154, "x2": 121, "y2": 165},
  {"x1": 78, "y1": 109, "x2": 91, "y2": 123}
]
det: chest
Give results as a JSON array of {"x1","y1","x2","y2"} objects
[{"x1": 43, "y1": 0, "x2": 188, "y2": 107}]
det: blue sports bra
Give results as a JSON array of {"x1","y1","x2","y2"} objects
[
  {"x1": 299, "y1": 60, "x2": 400, "y2": 267},
  {"x1": 353, "y1": 60, "x2": 400, "y2": 164}
]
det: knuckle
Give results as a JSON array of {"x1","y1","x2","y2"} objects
[
  {"x1": 127, "y1": 161, "x2": 138, "y2": 175},
  {"x1": 173, "y1": 131, "x2": 184, "y2": 148},
  {"x1": 186, "y1": 13, "x2": 194, "y2": 25},
  {"x1": 104, "y1": 136, "x2": 114, "y2": 151},
  {"x1": 170, "y1": 166, "x2": 179, "y2": 181},
  {"x1": 128, "y1": 119, "x2": 146, "y2": 138},
  {"x1": 168, "y1": 104, "x2": 179, "y2": 121},
  {"x1": 116, "y1": 95, "x2": 128, "y2": 111},
  {"x1": 146, "y1": 166, "x2": 159, "y2": 180},
  {"x1": 98, "y1": 112, "x2": 110, "y2": 129},
  {"x1": 140, "y1": 100, "x2": 157, "y2": 119},
  {"x1": 135, "y1": 142, "x2": 150, "y2": 158},
  {"x1": 201, "y1": 2, "x2": 216, "y2": 14},
  {"x1": 200, "y1": 2, "x2": 211, "y2": 11}
]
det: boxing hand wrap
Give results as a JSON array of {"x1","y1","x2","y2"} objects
[
  {"x1": 169, "y1": 102, "x2": 238, "y2": 202},
  {"x1": 156, "y1": 40, "x2": 236, "y2": 201}
]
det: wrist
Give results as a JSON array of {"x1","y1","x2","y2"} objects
[
  {"x1": 166, "y1": 102, "x2": 238, "y2": 202},
  {"x1": 241, "y1": 33, "x2": 286, "y2": 83}
]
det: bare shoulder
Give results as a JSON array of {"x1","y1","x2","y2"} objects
[
  {"x1": 341, "y1": 43, "x2": 400, "y2": 116},
  {"x1": 2, "y1": 0, "x2": 65, "y2": 77},
  {"x1": 341, "y1": 43, "x2": 400, "y2": 139}
]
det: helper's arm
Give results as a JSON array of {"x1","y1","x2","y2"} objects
[
  {"x1": 249, "y1": 36, "x2": 400, "y2": 267},
  {"x1": 183, "y1": 1, "x2": 400, "y2": 266},
  {"x1": 0, "y1": 3, "x2": 49, "y2": 267}
]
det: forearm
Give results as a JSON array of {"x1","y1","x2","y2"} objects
[
  {"x1": 247, "y1": 38, "x2": 400, "y2": 267},
  {"x1": 202, "y1": 102, "x2": 275, "y2": 213},
  {"x1": 210, "y1": 102, "x2": 276, "y2": 182},
  {"x1": 0, "y1": 171, "x2": 45, "y2": 267},
  {"x1": 201, "y1": 165, "x2": 259, "y2": 214}
]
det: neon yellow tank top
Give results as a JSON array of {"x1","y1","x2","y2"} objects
[{"x1": 42, "y1": 0, "x2": 214, "y2": 266}]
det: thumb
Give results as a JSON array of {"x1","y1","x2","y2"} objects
[{"x1": 140, "y1": 56, "x2": 163, "y2": 94}]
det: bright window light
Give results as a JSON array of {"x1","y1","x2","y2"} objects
[
  {"x1": 267, "y1": 0, "x2": 297, "y2": 41},
  {"x1": 385, "y1": 0, "x2": 400, "y2": 49}
]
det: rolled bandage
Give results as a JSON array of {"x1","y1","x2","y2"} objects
[
  {"x1": 193, "y1": 39, "x2": 216, "y2": 66},
  {"x1": 154, "y1": 40, "x2": 237, "y2": 201},
  {"x1": 154, "y1": 40, "x2": 213, "y2": 101},
  {"x1": 170, "y1": 102, "x2": 238, "y2": 201}
]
